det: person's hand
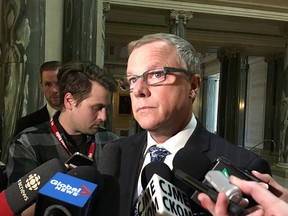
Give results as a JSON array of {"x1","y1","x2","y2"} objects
[
  {"x1": 198, "y1": 175, "x2": 288, "y2": 216},
  {"x1": 198, "y1": 192, "x2": 231, "y2": 216},
  {"x1": 251, "y1": 170, "x2": 288, "y2": 203},
  {"x1": 230, "y1": 175, "x2": 288, "y2": 216},
  {"x1": 21, "y1": 203, "x2": 35, "y2": 216}
]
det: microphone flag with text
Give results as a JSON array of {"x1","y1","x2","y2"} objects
[
  {"x1": 0, "y1": 158, "x2": 66, "y2": 216},
  {"x1": 34, "y1": 165, "x2": 103, "y2": 216},
  {"x1": 137, "y1": 161, "x2": 193, "y2": 216}
]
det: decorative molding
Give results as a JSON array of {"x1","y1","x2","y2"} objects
[
  {"x1": 105, "y1": 0, "x2": 288, "y2": 22},
  {"x1": 170, "y1": 10, "x2": 193, "y2": 25},
  {"x1": 103, "y1": 2, "x2": 110, "y2": 13},
  {"x1": 240, "y1": 56, "x2": 249, "y2": 71}
]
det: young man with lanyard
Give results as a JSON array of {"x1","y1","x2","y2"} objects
[{"x1": 6, "y1": 61, "x2": 118, "y2": 184}]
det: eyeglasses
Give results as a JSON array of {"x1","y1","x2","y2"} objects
[{"x1": 118, "y1": 67, "x2": 187, "y2": 91}]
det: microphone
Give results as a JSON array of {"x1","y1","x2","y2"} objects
[
  {"x1": 34, "y1": 165, "x2": 103, "y2": 216},
  {"x1": 172, "y1": 147, "x2": 212, "y2": 181},
  {"x1": 172, "y1": 149, "x2": 247, "y2": 215},
  {"x1": 97, "y1": 143, "x2": 121, "y2": 178},
  {"x1": 92, "y1": 174, "x2": 120, "y2": 216},
  {"x1": 141, "y1": 161, "x2": 173, "y2": 189},
  {"x1": 172, "y1": 148, "x2": 212, "y2": 197},
  {"x1": 137, "y1": 162, "x2": 192, "y2": 216},
  {"x1": 0, "y1": 158, "x2": 66, "y2": 216},
  {"x1": 172, "y1": 147, "x2": 214, "y2": 214}
]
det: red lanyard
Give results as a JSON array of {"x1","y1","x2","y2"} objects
[{"x1": 50, "y1": 119, "x2": 95, "y2": 159}]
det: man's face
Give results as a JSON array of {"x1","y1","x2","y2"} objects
[
  {"x1": 127, "y1": 41, "x2": 200, "y2": 136},
  {"x1": 41, "y1": 70, "x2": 60, "y2": 109},
  {"x1": 68, "y1": 81, "x2": 112, "y2": 135}
]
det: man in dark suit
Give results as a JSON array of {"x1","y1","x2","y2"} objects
[
  {"x1": 14, "y1": 61, "x2": 61, "y2": 136},
  {"x1": 100, "y1": 33, "x2": 271, "y2": 216}
]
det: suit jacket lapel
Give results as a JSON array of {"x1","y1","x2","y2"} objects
[
  {"x1": 119, "y1": 132, "x2": 147, "y2": 215},
  {"x1": 184, "y1": 119, "x2": 210, "y2": 153}
]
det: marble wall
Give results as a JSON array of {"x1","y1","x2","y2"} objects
[{"x1": 0, "y1": 0, "x2": 45, "y2": 162}]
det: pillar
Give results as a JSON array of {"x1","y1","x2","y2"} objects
[
  {"x1": 0, "y1": 0, "x2": 45, "y2": 162},
  {"x1": 62, "y1": 0, "x2": 100, "y2": 63},
  {"x1": 277, "y1": 29, "x2": 288, "y2": 166},
  {"x1": 217, "y1": 50, "x2": 248, "y2": 146},
  {"x1": 169, "y1": 10, "x2": 193, "y2": 39}
]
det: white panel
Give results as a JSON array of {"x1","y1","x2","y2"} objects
[
  {"x1": 245, "y1": 57, "x2": 267, "y2": 148},
  {"x1": 45, "y1": 0, "x2": 64, "y2": 61}
]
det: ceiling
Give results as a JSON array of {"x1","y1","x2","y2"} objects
[{"x1": 104, "y1": 0, "x2": 288, "y2": 59}]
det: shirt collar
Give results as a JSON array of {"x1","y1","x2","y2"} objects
[
  {"x1": 47, "y1": 103, "x2": 58, "y2": 119},
  {"x1": 145, "y1": 114, "x2": 197, "y2": 157}
]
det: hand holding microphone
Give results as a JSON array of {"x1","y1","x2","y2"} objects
[{"x1": 198, "y1": 174, "x2": 288, "y2": 216}]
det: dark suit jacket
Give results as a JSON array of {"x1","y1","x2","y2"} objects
[
  {"x1": 14, "y1": 105, "x2": 50, "y2": 136},
  {"x1": 108, "y1": 120, "x2": 271, "y2": 216}
]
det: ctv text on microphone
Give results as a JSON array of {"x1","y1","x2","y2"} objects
[{"x1": 137, "y1": 174, "x2": 192, "y2": 216}]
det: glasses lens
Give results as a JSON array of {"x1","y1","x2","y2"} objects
[{"x1": 146, "y1": 69, "x2": 165, "y2": 85}]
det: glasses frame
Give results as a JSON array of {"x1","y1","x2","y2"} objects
[{"x1": 119, "y1": 67, "x2": 187, "y2": 91}]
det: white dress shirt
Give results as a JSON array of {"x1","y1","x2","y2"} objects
[
  {"x1": 136, "y1": 114, "x2": 197, "y2": 196},
  {"x1": 46, "y1": 103, "x2": 58, "y2": 119}
]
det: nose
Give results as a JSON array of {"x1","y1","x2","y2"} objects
[
  {"x1": 98, "y1": 108, "x2": 107, "y2": 122},
  {"x1": 52, "y1": 84, "x2": 59, "y2": 92},
  {"x1": 131, "y1": 78, "x2": 150, "y2": 97}
]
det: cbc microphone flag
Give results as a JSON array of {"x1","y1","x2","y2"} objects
[{"x1": 38, "y1": 172, "x2": 97, "y2": 207}]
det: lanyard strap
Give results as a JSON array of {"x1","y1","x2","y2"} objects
[{"x1": 50, "y1": 118, "x2": 95, "y2": 159}]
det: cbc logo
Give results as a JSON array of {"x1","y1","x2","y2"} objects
[{"x1": 25, "y1": 174, "x2": 41, "y2": 191}]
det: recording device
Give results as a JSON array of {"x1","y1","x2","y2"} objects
[
  {"x1": 174, "y1": 169, "x2": 248, "y2": 216},
  {"x1": 205, "y1": 170, "x2": 242, "y2": 203},
  {"x1": 34, "y1": 166, "x2": 102, "y2": 216},
  {"x1": 211, "y1": 157, "x2": 260, "y2": 181},
  {"x1": 0, "y1": 158, "x2": 66, "y2": 216},
  {"x1": 137, "y1": 162, "x2": 192, "y2": 216},
  {"x1": 65, "y1": 152, "x2": 93, "y2": 168}
]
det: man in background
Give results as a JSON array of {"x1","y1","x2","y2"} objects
[
  {"x1": 14, "y1": 61, "x2": 61, "y2": 136},
  {"x1": 6, "y1": 61, "x2": 118, "y2": 184}
]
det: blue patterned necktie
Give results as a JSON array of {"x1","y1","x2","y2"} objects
[
  {"x1": 134, "y1": 145, "x2": 171, "y2": 216},
  {"x1": 148, "y1": 145, "x2": 171, "y2": 162}
]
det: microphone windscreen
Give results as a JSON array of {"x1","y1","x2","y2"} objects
[
  {"x1": 173, "y1": 147, "x2": 212, "y2": 181},
  {"x1": 67, "y1": 165, "x2": 104, "y2": 196},
  {"x1": 5, "y1": 158, "x2": 66, "y2": 214},
  {"x1": 67, "y1": 165, "x2": 103, "y2": 184},
  {"x1": 93, "y1": 174, "x2": 120, "y2": 216},
  {"x1": 141, "y1": 161, "x2": 173, "y2": 188},
  {"x1": 97, "y1": 143, "x2": 121, "y2": 178},
  {"x1": 172, "y1": 147, "x2": 213, "y2": 214}
]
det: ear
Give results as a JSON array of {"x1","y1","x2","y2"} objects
[
  {"x1": 63, "y1": 92, "x2": 76, "y2": 110},
  {"x1": 188, "y1": 74, "x2": 201, "y2": 99},
  {"x1": 40, "y1": 80, "x2": 44, "y2": 91}
]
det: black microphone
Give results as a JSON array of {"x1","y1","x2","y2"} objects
[
  {"x1": 92, "y1": 174, "x2": 120, "y2": 216},
  {"x1": 141, "y1": 161, "x2": 172, "y2": 189},
  {"x1": 97, "y1": 143, "x2": 121, "y2": 178},
  {"x1": 173, "y1": 147, "x2": 212, "y2": 181},
  {"x1": 137, "y1": 161, "x2": 192, "y2": 216},
  {"x1": 34, "y1": 165, "x2": 103, "y2": 216},
  {"x1": 172, "y1": 147, "x2": 213, "y2": 214},
  {"x1": 0, "y1": 158, "x2": 66, "y2": 216}
]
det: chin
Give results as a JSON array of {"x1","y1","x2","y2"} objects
[{"x1": 138, "y1": 122, "x2": 157, "y2": 131}]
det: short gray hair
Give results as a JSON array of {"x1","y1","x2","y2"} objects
[{"x1": 128, "y1": 33, "x2": 200, "y2": 76}]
